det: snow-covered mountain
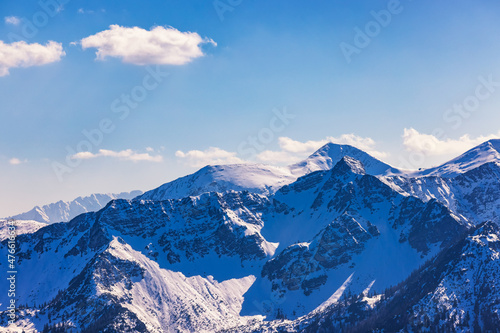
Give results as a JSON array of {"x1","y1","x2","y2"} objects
[
  {"x1": 416, "y1": 138, "x2": 500, "y2": 177},
  {"x1": 137, "y1": 142, "x2": 403, "y2": 203},
  {"x1": 136, "y1": 164, "x2": 295, "y2": 201},
  {"x1": 1, "y1": 139, "x2": 499, "y2": 332},
  {"x1": 7, "y1": 190, "x2": 143, "y2": 224},
  {"x1": 289, "y1": 142, "x2": 402, "y2": 176},
  {"x1": 234, "y1": 222, "x2": 500, "y2": 332},
  {"x1": 241, "y1": 156, "x2": 469, "y2": 319}
]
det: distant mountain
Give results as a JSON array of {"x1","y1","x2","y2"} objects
[
  {"x1": 7, "y1": 190, "x2": 143, "y2": 224},
  {"x1": 0, "y1": 219, "x2": 46, "y2": 241},
  {"x1": 417, "y1": 139, "x2": 500, "y2": 177}
]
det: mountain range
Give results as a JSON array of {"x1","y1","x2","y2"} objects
[
  {"x1": 7, "y1": 191, "x2": 143, "y2": 224},
  {"x1": 1, "y1": 139, "x2": 499, "y2": 332}
]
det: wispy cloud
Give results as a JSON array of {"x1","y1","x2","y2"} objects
[
  {"x1": 79, "y1": 25, "x2": 216, "y2": 65},
  {"x1": 9, "y1": 157, "x2": 27, "y2": 165},
  {"x1": 0, "y1": 41, "x2": 65, "y2": 76},
  {"x1": 256, "y1": 135, "x2": 388, "y2": 164},
  {"x1": 402, "y1": 128, "x2": 500, "y2": 156},
  {"x1": 4, "y1": 16, "x2": 20, "y2": 26},
  {"x1": 175, "y1": 147, "x2": 245, "y2": 167},
  {"x1": 71, "y1": 149, "x2": 163, "y2": 162},
  {"x1": 77, "y1": 8, "x2": 105, "y2": 15}
]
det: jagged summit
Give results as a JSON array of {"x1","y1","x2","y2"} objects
[
  {"x1": 332, "y1": 155, "x2": 367, "y2": 175},
  {"x1": 289, "y1": 142, "x2": 400, "y2": 176}
]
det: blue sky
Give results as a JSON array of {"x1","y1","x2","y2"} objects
[{"x1": 1, "y1": 0, "x2": 500, "y2": 216}]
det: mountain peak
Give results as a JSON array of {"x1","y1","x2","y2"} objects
[
  {"x1": 418, "y1": 139, "x2": 500, "y2": 177},
  {"x1": 484, "y1": 138, "x2": 500, "y2": 152},
  {"x1": 290, "y1": 142, "x2": 398, "y2": 176}
]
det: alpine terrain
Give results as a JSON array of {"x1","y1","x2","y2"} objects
[{"x1": 1, "y1": 140, "x2": 500, "y2": 332}]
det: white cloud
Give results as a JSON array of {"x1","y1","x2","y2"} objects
[
  {"x1": 145, "y1": 147, "x2": 154, "y2": 152},
  {"x1": 256, "y1": 150, "x2": 300, "y2": 165},
  {"x1": 4, "y1": 16, "x2": 20, "y2": 26},
  {"x1": 0, "y1": 40, "x2": 65, "y2": 76},
  {"x1": 402, "y1": 128, "x2": 500, "y2": 156},
  {"x1": 175, "y1": 147, "x2": 245, "y2": 168},
  {"x1": 79, "y1": 25, "x2": 216, "y2": 65},
  {"x1": 256, "y1": 135, "x2": 388, "y2": 164},
  {"x1": 71, "y1": 149, "x2": 163, "y2": 162},
  {"x1": 9, "y1": 158, "x2": 26, "y2": 165}
]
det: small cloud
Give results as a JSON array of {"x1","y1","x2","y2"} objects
[
  {"x1": 0, "y1": 40, "x2": 65, "y2": 77},
  {"x1": 402, "y1": 128, "x2": 500, "y2": 156},
  {"x1": 71, "y1": 149, "x2": 163, "y2": 162},
  {"x1": 9, "y1": 158, "x2": 27, "y2": 165},
  {"x1": 4, "y1": 16, "x2": 20, "y2": 26},
  {"x1": 175, "y1": 147, "x2": 245, "y2": 168},
  {"x1": 256, "y1": 135, "x2": 388, "y2": 165},
  {"x1": 77, "y1": 8, "x2": 99, "y2": 14},
  {"x1": 79, "y1": 25, "x2": 216, "y2": 65},
  {"x1": 145, "y1": 147, "x2": 154, "y2": 152}
]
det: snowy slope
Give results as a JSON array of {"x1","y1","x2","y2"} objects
[
  {"x1": 394, "y1": 221, "x2": 500, "y2": 332},
  {"x1": 0, "y1": 219, "x2": 47, "y2": 241},
  {"x1": 232, "y1": 222, "x2": 500, "y2": 332},
  {"x1": 136, "y1": 164, "x2": 296, "y2": 201},
  {"x1": 416, "y1": 139, "x2": 500, "y2": 177},
  {"x1": 8, "y1": 190, "x2": 143, "y2": 224},
  {"x1": 0, "y1": 236, "x2": 261, "y2": 332}
]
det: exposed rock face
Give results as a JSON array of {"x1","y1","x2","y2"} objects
[
  {"x1": 257, "y1": 158, "x2": 468, "y2": 310},
  {"x1": 262, "y1": 213, "x2": 375, "y2": 296}
]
